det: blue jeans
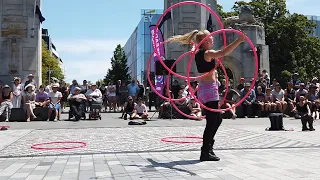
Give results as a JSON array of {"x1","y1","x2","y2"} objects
[{"x1": 49, "y1": 104, "x2": 61, "y2": 110}]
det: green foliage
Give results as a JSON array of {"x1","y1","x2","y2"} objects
[
  {"x1": 41, "y1": 41, "x2": 64, "y2": 85},
  {"x1": 218, "y1": 0, "x2": 320, "y2": 83},
  {"x1": 104, "y1": 44, "x2": 131, "y2": 84}
]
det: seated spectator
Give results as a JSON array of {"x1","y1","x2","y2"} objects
[
  {"x1": 240, "y1": 83, "x2": 256, "y2": 117},
  {"x1": 255, "y1": 86, "x2": 266, "y2": 116},
  {"x1": 295, "y1": 83, "x2": 308, "y2": 103},
  {"x1": 306, "y1": 84, "x2": 319, "y2": 119},
  {"x1": 122, "y1": 96, "x2": 136, "y2": 120},
  {"x1": 222, "y1": 85, "x2": 239, "y2": 119},
  {"x1": 85, "y1": 84, "x2": 103, "y2": 112},
  {"x1": 48, "y1": 83, "x2": 62, "y2": 121},
  {"x1": 272, "y1": 83, "x2": 287, "y2": 114},
  {"x1": 265, "y1": 88, "x2": 276, "y2": 112},
  {"x1": 0, "y1": 85, "x2": 13, "y2": 122},
  {"x1": 188, "y1": 98, "x2": 202, "y2": 119},
  {"x1": 293, "y1": 96, "x2": 314, "y2": 131},
  {"x1": 22, "y1": 84, "x2": 37, "y2": 122},
  {"x1": 175, "y1": 86, "x2": 188, "y2": 106},
  {"x1": 284, "y1": 81, "x2": 296, "y2": 113},
  {"x1": 68, "y1": 87, "x2": 87, "y2": 121},
  {"x1": 131, "y1": 97, "x2": 148, "y2": 119},
  {"x1": 35, "y1": 85, "x2": 49, "y2": 107}
]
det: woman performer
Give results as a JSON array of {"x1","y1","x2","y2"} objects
[{"x1": 169, "y1": 30, "x2": 245, "y2": 161}]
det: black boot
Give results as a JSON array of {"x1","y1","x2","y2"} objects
[
  {"x1": 200, "y1": 146, "x2": 220, "y2": 162},
  {"x1": 301, "y1": 118, "x2": 309, "y2": 131},
  {"x1": 308, "y1": 117, "x2": 315, "y2": 131}
]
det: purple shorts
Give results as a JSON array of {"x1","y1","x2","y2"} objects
[{"x1": 197, "y1": 82, "x2": 219, "y2": 104}]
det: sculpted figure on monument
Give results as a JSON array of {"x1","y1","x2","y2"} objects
[
  {"x1": 223, "y1": 7, "x2": 264, "y2": 28},
  {"x1": 8, "y1": 37, "x2": 19, "y2": 74}
]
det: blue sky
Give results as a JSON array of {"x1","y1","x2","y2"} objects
[{"x1": 42, "y1": 0, "x2": 319, "y2": 83}]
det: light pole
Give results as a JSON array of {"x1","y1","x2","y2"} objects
[{"x1": 48, "y1": 69, "x2": 54, "y2": 85}]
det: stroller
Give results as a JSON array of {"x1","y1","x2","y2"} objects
[
  {"x1": 88, "y1": 96, "x2": 102, "y2": 120},
  {"x1": 68, "y1": 99, "x2": 86, "y2": 121}
]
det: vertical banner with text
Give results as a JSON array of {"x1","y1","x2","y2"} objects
[{"x1": 150, "y1": 25, "x2": 166, "y2": 94}]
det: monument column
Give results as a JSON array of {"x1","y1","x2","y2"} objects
[{"x1": 164, "y1": 0, "x2": 219, "y2": 82}]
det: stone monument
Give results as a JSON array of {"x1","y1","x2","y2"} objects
[
  {"x1": 164, "y1": 0, "x2": 270, "y2": 87},
  {"x1": 0, "y1": 0, "x2": 42, "y2": 85}
]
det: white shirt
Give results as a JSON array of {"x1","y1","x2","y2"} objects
[
  {"x1": 134, "y1": 104, "x2": 147, "y2": 114},
  {"x1": 108, "y1": 85, "x2": 116, "y2": 97},
  {"x1": 48, "y1": 91, "x2": 62, "y2": 104},
  {"x1": 85, "y1": 89, "x2": 102, "y2": 98}
]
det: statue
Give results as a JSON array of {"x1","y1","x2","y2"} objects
[
  {"x1": 223, "y1": 7, "x2": 264, "y2": 28},
  {"x1": 8, "y1": 37, "x2": 19, "y2": 74}
]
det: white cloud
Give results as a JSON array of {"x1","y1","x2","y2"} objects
[{"x1": 53, "y1": 39, "x2": 126, "y2": 83}]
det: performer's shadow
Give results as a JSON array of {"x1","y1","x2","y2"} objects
[{"x1": 135, "y1": 158, "x2": 200, "y2": 176}]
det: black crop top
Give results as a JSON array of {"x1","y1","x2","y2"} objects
[{"x1": 195, "y1": 49, "x2": 216, "y2": 73}]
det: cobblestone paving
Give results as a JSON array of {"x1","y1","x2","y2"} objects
[
  {"x1": 0, "y1": 148, "x2": 320, "y2": 180},
  {"x1": 1, "y1": 125, "x2": 319, "y2": 158}
]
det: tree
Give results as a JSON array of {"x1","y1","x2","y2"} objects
[
  {"x1": 104, "y1": 44, "x2": 130, "y2": 84},
  {"x1": 218, "y1": 0, "x2": 320, "y2": 85},
  {"x1": 42, "y1": 40, "x2": 64, "y2": 85}
]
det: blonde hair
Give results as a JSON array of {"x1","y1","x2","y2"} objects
[{"x1": 168, "y1": 30, "x2": 211, "y2": 45}]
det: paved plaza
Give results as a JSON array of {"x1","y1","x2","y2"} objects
[{"x1": 0, "y1": 112, "x2": 320, "y2": 180}]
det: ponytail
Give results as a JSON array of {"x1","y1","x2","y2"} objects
[{"x1": 168, "y1": 30, "x2": 199, "y2": 44}]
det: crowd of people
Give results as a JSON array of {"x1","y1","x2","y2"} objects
[{"x1": 1, "y1": 71, "x2": 319, "y2": 122}]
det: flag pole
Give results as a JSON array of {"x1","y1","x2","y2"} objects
[{"x1": 31, "y1": 0, "x2": 37, "y2": 38}]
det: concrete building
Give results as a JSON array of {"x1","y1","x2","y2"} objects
[
  {"x1": 0, "y1": 0, "x2": 43, "y2": 85},
  {"x1": 42, "y1": 28, "x2": 63, "y2": 71},
  {"x1": 123, "y1": 9, "x2": 163, "y2": 83},
  {"x1": 307, "y1": 15, "x2": 320, "y2": 38}
]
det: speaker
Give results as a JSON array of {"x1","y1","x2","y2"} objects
[{"x1": 155, "y1": 60, "x2": 176, "y2": 75}]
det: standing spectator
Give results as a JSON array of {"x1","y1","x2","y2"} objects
[
  {"x1": 69, "y1": 80, "x2": 78, "y2": 95},
  {"x1": 24, "y1": 74, "x2": 37, "y2": 88},
  {"x1": 137, "y1": 80, "x2": 145, "y2": 99},
  {"x1": 45, "y1": 77, "x2": 59, "y2": 93},
  {"x1": 127, "y1": 80, "x2": 139, "y2": 101},
  {"x1": 240, "y1": 83, "x2": 256, "y2": 117},
  {"x1": 237, "y1": 78, "x2": 245, "y2": 92},
  {"x1": 272, "y1": 83, "x2": 287, "y2": 114},
  {"x1": 147, "y1": 80, "x2": 156, "y2": 111},
  {"x1": 59, "y1": 82, "x2": 69, "y2": 112},
  {"x1": 12, "y1": 77, "x2": 22, "y2": 108},
  {"x1": 99, "y1": 84, "x2": 108, "y2": 112},
  {"x1": 80, "y1": 80, "x2": 88, "y2": 94},
  {"x1": 262, "y1": 69, "x2": 270, "y2": 87},
  {"x1": 48, "y1": 83, "x2": 62, "y2": 121},
  {"x1": 107, "y1": 81, "x2": 117, "y2": 112},
  {"x1": 0, "y1": 85, "x2": 13, "y2": 122},
  {"x1": 119, "y1": 81, "x2": 129, "y2": 112},
  {"x1": 116, "y1": 80, "x2": 121, "y2": 109},
  {"x1": 270, "y1": 79, "x2": 278, "y2": 91},
  {"x1": 291, "y1": 73, "x2": 301, "y2": 90}
]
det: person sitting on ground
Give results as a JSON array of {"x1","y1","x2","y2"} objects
[
  {"x1": 131, "y1": 97, "x2": 148, "y2": 119},
  {"x1": 0, "y1": 85, "x2": 13, "y2": 122},
  {"x1": 265, "y1": 88, "x2": 276, "y2": 112},
  {"x1": 175, "y1": 86, "x2": 188, "y2": 106},
  {"x1": 122, "y1": 96, "x2": 136, "y2": 120},
  {"x1": 188, "y1": 98, "x2": 202, "y2": 119},
  {"x1": 68, "y1": 87, "x2": 87, "y2": 121},
  {"x1": 22, "y1": 84, "x2": 37, "y2": 121},
  {"x1": 48, "y1": 83, "x2": 62, "y2": 121},
  {"x1": 221, "y1": 84, "x2": 239, "y2": 119},
  {"x1": 292, "y1": 96, "x2": 315, "y2": 131},
  {"x1": 35, "y1": 85, "x2": 49, "y2": 107}
]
